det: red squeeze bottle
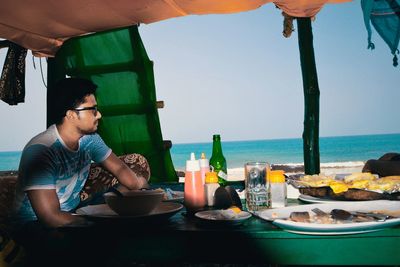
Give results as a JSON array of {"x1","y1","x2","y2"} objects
[{"x1": 184, "y1": 153, "x2": 205, "y2": 213}]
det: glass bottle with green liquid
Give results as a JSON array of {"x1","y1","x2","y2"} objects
[{"x1": 209, "y1": 134, "x2": 228, "y2": 186}]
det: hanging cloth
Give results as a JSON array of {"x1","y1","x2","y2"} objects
[
  {"x1": 0, "y1": 41, "x2": 28, "y2": 105},
  {"x1": 361, "y1": 0, "x2": 400, "y2": 67}
]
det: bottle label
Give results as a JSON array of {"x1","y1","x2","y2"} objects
[{"x1": 218, "y1": 171, "x2": 228, "y2": 181}]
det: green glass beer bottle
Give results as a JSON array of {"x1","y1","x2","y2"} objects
[{"x1": 209, "y1": 134, "x2": 228, "y2": 186}]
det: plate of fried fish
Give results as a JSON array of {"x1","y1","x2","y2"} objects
[
  {"x1": 288, "y1": 173, "x2": 400, "y2": 201},
  {"x1": 257, "y1": 200, "x2": 400, "y2": 235}
]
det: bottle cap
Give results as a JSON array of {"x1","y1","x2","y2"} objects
[
  {"x1": 213, "y1": 134, "x2": 221, "y2": 140},
  {"x1": 205, "y1": 172, "x2": 218, "y2": 183},
  {"x1": 269, "y1": 170, "x2": 285, "y2": 183},
  {"x1": 199, "y1": 152, "x2": 209, "y2": 168},
  {"x1": 186, "y1": 152, "x2": 200, "y2": 172}
]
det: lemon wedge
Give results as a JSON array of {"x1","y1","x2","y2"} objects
[{"x1": 229, "y1": 206, "x2": 241, "y2": 214}]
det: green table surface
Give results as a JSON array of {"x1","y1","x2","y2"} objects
[{"x1": 56, "y1": 183, "x2": 400, "y2": 266}]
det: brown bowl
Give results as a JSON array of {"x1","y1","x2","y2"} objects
[{"x1": 104, "y1": 190, "x2": 164, "y2": 216}]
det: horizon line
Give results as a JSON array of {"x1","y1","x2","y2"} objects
[{"x1": 1, "y1": 132, "x2": 400, "y2": 152}]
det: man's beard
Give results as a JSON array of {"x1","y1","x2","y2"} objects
[
  {"x1": 79, "y1": 128, "x2": 97, "y2": 135},
  {"x1": 79, "y1": 121, "x2": 99, "y2": 135}
]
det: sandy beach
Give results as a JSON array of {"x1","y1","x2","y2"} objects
[
  {"x1": 177, "y1": 161, "x2": 366, "y2": 181},
  {"x1": 227, "y1": 161, "x2": 365, "y2": 181},
  {"x1": 177, "y1": 161, "x2": 366, "y2": 198},
  {"x1": 225, "y1": 161, "x2": 365, "y2": 199}
]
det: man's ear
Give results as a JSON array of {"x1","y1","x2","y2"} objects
[{"x1": 65, "y1": 110, "x2": 77, "y2": 120}]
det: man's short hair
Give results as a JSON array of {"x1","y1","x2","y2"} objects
[{"x1": 50, "y1": 77, "x2": 98, "y2": 124}]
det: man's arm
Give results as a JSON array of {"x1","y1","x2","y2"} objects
[
  {"x1": 101, "y1": 152, "x2": 149, "y2": 190},
  {"x1": 27, "y1": 189, "x2": 86, "y2": 228}
]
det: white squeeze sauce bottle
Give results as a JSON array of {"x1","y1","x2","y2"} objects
[
  {"x1": 270, "y1": 170, "x2": 287, "y2": 208},
  {"x1": 204, "y1": 172, "x2": 220, "y2": 206}
]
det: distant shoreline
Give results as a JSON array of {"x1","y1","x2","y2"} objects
[
  {"x1": 176, "y1": 161, "x2": 366, "y2": 180},
  {"x1": 0, "y1": 170, "x2": 18, "y2": 177},
  {"x1": 171, "y1": 132, "x2": 400, "y2": 146},
  {"x1": 1, "y1": 161, "x2": 366, "y2": 179},
  {"x1": 2, "y1": 132, "x2": 400, "y2": 172}
]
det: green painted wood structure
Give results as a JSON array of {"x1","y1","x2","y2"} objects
[{"x1": 47, "y1": 26, "x2": 177, "y2": 183}]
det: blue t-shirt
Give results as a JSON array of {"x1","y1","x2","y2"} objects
[{"x1": 13, "y1": 124, "x2": 111, "y2": 223}]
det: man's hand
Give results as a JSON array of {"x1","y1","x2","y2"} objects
[{"x1": 101, "y1": 153, "x2": 150, "y2": 190}]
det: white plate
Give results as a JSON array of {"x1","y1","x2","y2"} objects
[
  {"x1": 298, "y1": 194, "x2": 378, "y2": 204},
  {"x1": 75, "y1": 202, "x2": 183, "y2": 220},
  {"x1": 257, "y1": 200, "x2": 400, "y2": 235},
  {"x1": 195, "y1": 210, "x2": 252, "y2": 222},
  {"x1": 298, "y1": 194, "x2": 388, "y2": 204}
]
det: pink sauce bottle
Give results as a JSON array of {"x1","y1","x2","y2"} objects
[{"x1": 184, "y1": 152, "x2": 205, "y2": 214}]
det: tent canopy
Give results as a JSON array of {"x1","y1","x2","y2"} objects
[{"x1": 0, "y1": 0, "x2": 349, "y2": 57}]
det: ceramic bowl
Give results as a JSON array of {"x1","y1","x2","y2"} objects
[{"x1": 104, "y1": 190, "x2": 164, "y2": 216}]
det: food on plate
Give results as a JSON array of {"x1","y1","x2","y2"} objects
[
  {"x1": 228, "y1": 206, "x2": 242, "y2": 214},
  {"x1": 295, "y1": 173, "x2": 400, "y2": 200},
  {"x1": 367, "y1": 176, "x2": 400, "y2": 192},
  {"x1": 286, "y1": 209, "x2": 394, "y2": 224},
  {"x1": 344, "y1": 172, "x2": 376, "y2": 183},
  {"x1": 330, "y1": 209, "x2": 353, "y2": 221},
  {"x1": 299, "y1": 173, "x2": 378, "y2": 193},
  {"x1": 374, "y1": 209, "x2": 400, "y2": 218},
  {"x1": 154, "y1": 188, "x2": 182, "y2": 201},
  {"x1": 218, "y1": 206, "x2": 243, "y2": 219},
  {"x1": 297, "y1": 174, "x2": 335, "y2": 187},
  {"x1": 200, "y1": 206, "x2": 246, "y2": 220},
  {"x1": 328, "y1": 181, "x2": 349, "y2": 194},
  {"x1": 298, "y1": 187, "x2": 331, "y2": 198},
  {"x1": 219, "y1": 207, "x2": 242, "y2": 219},
  {"x1": 289, "y1": 212, "x2": 310, "y2": 223},
  {"x1": 341, "y1": 189, "x2": 384, "y2": 200}
]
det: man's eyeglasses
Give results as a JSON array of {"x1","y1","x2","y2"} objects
[{"x1": 73, "y1": 106, "x2": 98, "y2": 116}]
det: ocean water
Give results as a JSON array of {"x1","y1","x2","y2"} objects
[
  {"x1": 1, "y1": 133, "x2": 399, "y2": 171},
  {"x1": 0, "y1": 151, "x2": 22, "y2": 171},
  {"x1": 169, "y1": 133, "x2": 400, "y2": 170}
]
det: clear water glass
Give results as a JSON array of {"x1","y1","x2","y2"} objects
[{"x1": 245, "y1": 162, "x2": 270, "y2": 212}]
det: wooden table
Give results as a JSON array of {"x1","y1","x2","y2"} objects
[
  {"x1": 28, "y1": 183, "x2": 400, "y2": 266},
  {"x1": 76, "y1": 207, "x2": 400, "y2": 266}
]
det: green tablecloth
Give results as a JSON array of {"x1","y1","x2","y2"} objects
[
  {"x1": 87, "y1": 208, "x2": 400, "y2": 265},
  {"x1": 60, "y1": 182, "x2": 400, "y2": 266},
  {"x1": 18, "y1": 182, "x2": 396, "y2": 266}
]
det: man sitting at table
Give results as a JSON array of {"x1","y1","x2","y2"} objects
[
  {"x1": 12, "y1": 77, "x2": 149, "y2": 230},
  {"x1": 362, "y1": 152, "x2": 400, "y2": 177}
]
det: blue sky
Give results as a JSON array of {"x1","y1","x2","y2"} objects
[{"x1": 0, "y1": 1, "x2": 399, "y2": 151}]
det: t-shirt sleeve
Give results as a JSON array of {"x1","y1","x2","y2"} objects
[
  {"x1": 89, "y1": 133, "x2": 112, "y2": 163},
  {"x1": 18, "y1": 144, "x2": 56, "y2": 191}
]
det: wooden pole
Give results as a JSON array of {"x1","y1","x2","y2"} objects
[{"x1": 297, "y1": 17, "x2": 320, "y2": 175}]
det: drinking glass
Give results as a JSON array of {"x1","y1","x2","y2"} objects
[{"x1": 245, "y1": 162, "x2": 270, "y2": 212}]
